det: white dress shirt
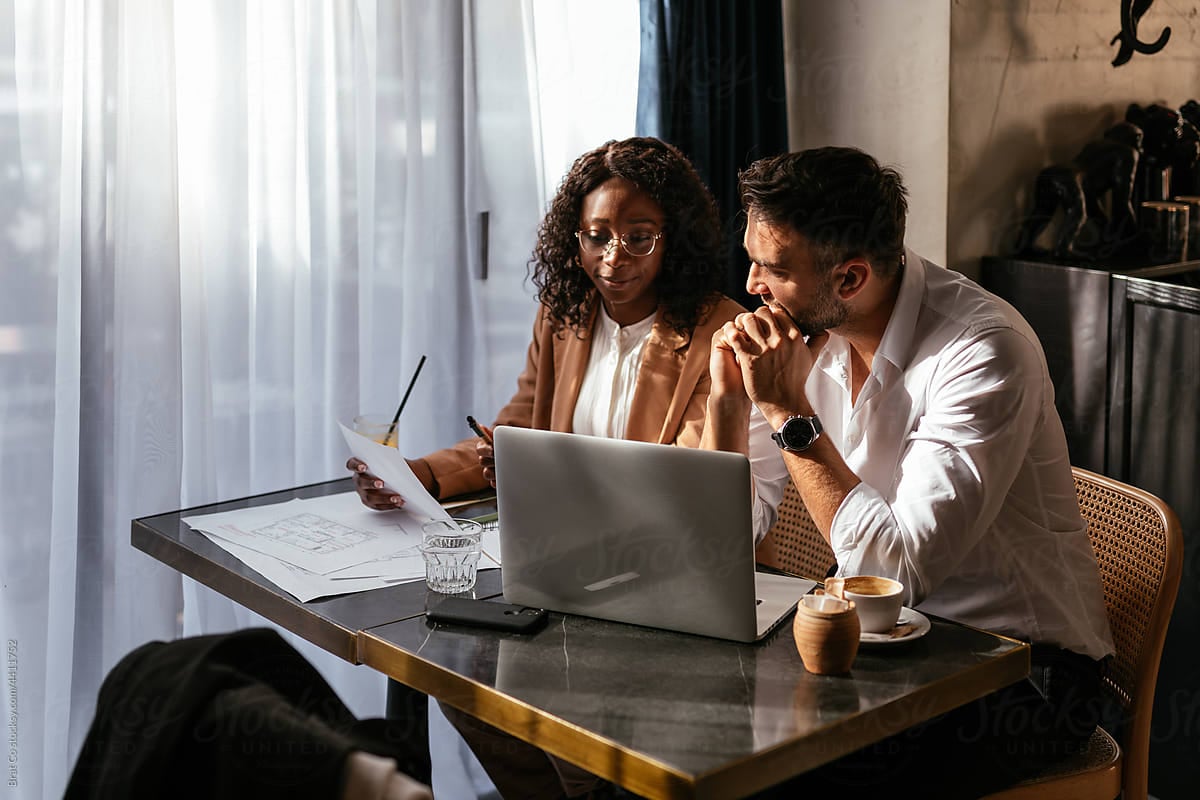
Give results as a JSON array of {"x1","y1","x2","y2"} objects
[
  {"x1": 573, "y1": 307, "x2": 655, "y2": 440},
  {"x1": 574, "y1": 306, "x2": 784, "y2": 544},
  {"x1": 769, "y1": 252, "x2": 1114, "y2": 659}
]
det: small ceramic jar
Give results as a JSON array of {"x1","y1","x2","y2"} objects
[{"x1": 793, "y1": 594, "x2": 860, "y2": 674}]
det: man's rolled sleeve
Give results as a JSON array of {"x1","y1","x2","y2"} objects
[{"x1": 828, "y1": 482, "x2": 924, "y2": 601}]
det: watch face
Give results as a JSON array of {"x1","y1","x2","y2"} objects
[
  {"x1": 781, "y1": 417, "x2": 816, "y2": 450},
  {"x1": 772, "y1": 419, "x2": 820, "y2": 450}
]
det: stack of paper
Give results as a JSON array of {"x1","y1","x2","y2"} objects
[{"x1": 181, "y1": 423, "x2": 501, "y2": 602}]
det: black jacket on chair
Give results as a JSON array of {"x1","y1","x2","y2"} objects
[{"x1": 65, "y1": 627, "x2": 429, "y2": 799}]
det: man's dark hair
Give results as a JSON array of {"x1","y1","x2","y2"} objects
[{"x1": 737, "y1": 147, "x2": 908, "y2": 278}]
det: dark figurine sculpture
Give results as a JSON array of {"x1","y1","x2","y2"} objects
[
  {"x1": 1179, "y1": 99, "x2": 1200, "y2": 130},
  {"x1": 1125, "y1": 103, "x2": 1200, "y2": 203},
  {"x1": 1174, "y1": 100, "x2": 1200, "y2": 196},
  {"x1": 1111, "y1": 0, "x2": 1171, "y2": 67},
  {"x1": 1015, "y1": 122, "x2": 1142, "y2": 260},
  {"x1": 1169, "y1": 119, "x2": 1200, "y2": 197},
  {"x1": 1014, "y1": 101, "x2": 1200, "y2": 266}
]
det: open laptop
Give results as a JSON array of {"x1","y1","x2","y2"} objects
[{"x1": 493, "y1": 426, "x2": 815, "y2": 642}]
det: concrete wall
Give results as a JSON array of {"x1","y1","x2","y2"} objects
[
  {"x1": 783, "y1": 0, "x2": 951, "y2": 265},
  {"x1": 784, "y1": 0, "x2": 1200, "y2": 279},
  {"x1": 948, "y1": 0, "x2": 1200, "y2": 278}
]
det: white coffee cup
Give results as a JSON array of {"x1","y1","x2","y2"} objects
[{"x1": 842, "y1": 576, "x2": 905, "y2": 634}]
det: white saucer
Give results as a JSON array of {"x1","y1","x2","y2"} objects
[{"x1": 859, "y1": 607, "x2": 930, "y2": 645}]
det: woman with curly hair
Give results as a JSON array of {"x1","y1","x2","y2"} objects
[
  {"x1": 348, "y1": 136, "x2": 781, "y2": 540},
  {"x1": 349, "y1": 136, "x2": 785, "y2": 800}
]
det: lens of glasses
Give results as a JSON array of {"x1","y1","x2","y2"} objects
[{"x1": 576, "y1": 230, "x2": 661, "y2": 257}]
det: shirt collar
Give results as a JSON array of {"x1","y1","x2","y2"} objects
[
  {"x1": 873, "y1": 247, "x2": 925, "y2": 374},
  {"x1": 814, "y1": 248, "x2": 925, "y2": 384},
  {"x1": 595, "y1": 302, "x2": 657, "y2": 346}
]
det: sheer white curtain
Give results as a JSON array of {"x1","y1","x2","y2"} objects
[
  {"x1": 0, "y1": 1, "x2": 518, "y2": 796},
  {"x1": 0, "y1": 0, "x2": 638, "y2": 797},
  {"x1": 523, "y1": 0, "x2": 640, "y2": 208},
  {"x1": 174, "y1": 0, "x2": 500, "y2": 720}
]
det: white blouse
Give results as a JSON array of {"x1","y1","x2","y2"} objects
[{"x1": 572, "y1": 307, "x2": 655, "y2": 439}]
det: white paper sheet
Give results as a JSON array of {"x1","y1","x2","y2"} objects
[
  {"x1": 178, "y1": 424, "x2": 498, "y2": 601},
  {"x1": 183, "y1": 493, "x2": 423, "y2": 575},
  {"x1": 338, "y1": 421, "x2": 448, "y2": 520},
  {"x1": 182, "y1": 490, "x2": 501, "y2": 602},
  {"x1": 202, "y1": 525, "x2": 412, "y2": 602}
]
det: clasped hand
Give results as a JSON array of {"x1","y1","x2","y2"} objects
[{"x1": 711, "y1": 303, "x2": 827, "y2": 420}]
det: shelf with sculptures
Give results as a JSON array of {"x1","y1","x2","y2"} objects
[
  {"x1": 982, "y1": 99, "x2": 1200, "y2": 800},
  {"x1": 982, "y1": 103, "x2": 1200, "y2": 800},
  {"x1": 1012, "y1": 100, "x2": 1200, "y2": 270}
]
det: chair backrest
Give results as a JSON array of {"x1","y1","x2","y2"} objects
[
  {"x1": 757, "y1": 468, "x2": 1180, "y2": 798},
  {"x1": 755, "y1": 479, "x2": 837, "y2": 580},
  {"x1": 1072, "y1": 466, "x2": 1183, "y2": 800}
]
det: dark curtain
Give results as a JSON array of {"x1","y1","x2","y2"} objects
[{"x1": 638, "y1": 0, "x2": 790, "y2": 309}]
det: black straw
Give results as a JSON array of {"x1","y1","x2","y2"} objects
[{"x1": 384, "y1": 354, "x2": 426, "y2": 447}]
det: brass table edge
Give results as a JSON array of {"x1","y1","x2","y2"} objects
[
  {"x1": 359, "y1": 625, "x2": 1028, "y2": 799},
  {"x1": 357, "y1": 626, "x2": 695, "y2": 799},
  {"x1": 690, "y1": 639, "x2": 1031, "y2": 798}
]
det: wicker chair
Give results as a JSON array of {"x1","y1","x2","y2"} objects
[
  {"x1": 983, "y1": 466, "x2": 1183, "y2": 800},
  {"x1": 754, "y1": 479, "x2": 836, "y2": 580}
]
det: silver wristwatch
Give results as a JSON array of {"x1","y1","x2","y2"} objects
[{"x1": 771, "y1": 414, "x2": 823, "y2": 453}]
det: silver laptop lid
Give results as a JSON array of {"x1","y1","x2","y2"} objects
[{"x1": 494, "y1": 426, "x2": 804, "y2": 642}]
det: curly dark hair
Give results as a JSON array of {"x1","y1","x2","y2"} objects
[
  {"x1": 738, "y1": 147, "x2": 908, "y2": 279},
  {"x1": 530, "y1": 137, "x2": 725, "y2": 335}
]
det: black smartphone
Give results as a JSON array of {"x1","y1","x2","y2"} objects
[{"x1": 426, "y1": 597, "x2": 548, "y2": 633}]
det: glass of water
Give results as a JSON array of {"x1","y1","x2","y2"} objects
[{"x1": 419, "y1": 518, "x2": 484, "y2": 593}]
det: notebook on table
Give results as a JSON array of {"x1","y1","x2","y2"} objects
[{"x1": 493, "y1": 426, "x2": 815, "y2": 643}]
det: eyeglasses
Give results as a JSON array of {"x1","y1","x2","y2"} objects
[{"x1": 575, "y1": 229, "x2": 664, "y2": 258}]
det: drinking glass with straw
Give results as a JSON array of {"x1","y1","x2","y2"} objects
[{"x1": 353, "y1": 355, "x2": 427, "y2": 446}]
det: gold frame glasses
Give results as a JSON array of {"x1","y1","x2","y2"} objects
[{"x1": 575, "y1": 229, "x2": 663, "y2": 258}]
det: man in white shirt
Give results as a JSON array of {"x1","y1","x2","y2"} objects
[{"x1": 702, "y1": 146, "x2": 1115, "y2": 797}]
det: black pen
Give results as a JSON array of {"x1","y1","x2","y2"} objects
[{"x1": 466, "y1": 415, "x2": 493, "y2": 444}]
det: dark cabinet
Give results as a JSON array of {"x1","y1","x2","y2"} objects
[
  {"x1": 979, "y1": 259, "x2": 1113, "y2": 472},
  {"x1": 981, "y1": 256, "x2": 1200, "y2": 800}
]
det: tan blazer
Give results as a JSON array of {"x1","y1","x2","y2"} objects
[{"x1": 422, "y1": 294, "x2": 747, "y2": 498}]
